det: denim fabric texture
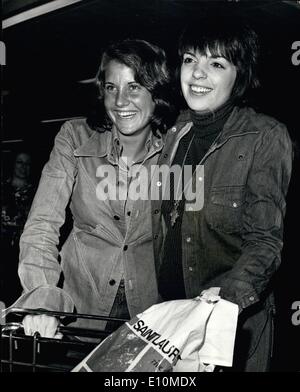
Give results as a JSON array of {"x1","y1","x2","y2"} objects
[
  {"x1": 14, "y1": 119, "x2": 163, "y2": 331},
  {"x1": 151, "y1": 106, "x2": 293, "y2": 371}
]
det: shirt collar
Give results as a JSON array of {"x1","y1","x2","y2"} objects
[
  {"x1": 74, "y1": 125, "x2": 165, "y2": 162},
  {"x1": 74, "y1": 129, "x2": 110, "y2": 157},
  {"x1": 109, "y1": 126, "x2": 165, "y2": 163}
]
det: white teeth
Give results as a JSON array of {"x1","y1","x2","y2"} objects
[
  {"x1": 117, "y1": 111, "x2": 136, "y2": 118},
  {"x1": 190, "y1": 85, "x2": 212, "y2": 93}
]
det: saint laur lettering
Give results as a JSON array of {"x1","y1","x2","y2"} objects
[{"x1": 132, "y1": 319, "x2": 181, "y2": 361}]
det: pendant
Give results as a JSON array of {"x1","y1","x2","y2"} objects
[{"x1": 170, "y1": 201, "x2": 180, "y2": 227}]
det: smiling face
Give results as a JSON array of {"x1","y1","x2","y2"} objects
[
  {"x1": 180, "y1": 49, "x2": 237, "y2": 112},
  {"x1": 103, "y1": 60, "x2": 155, "y2": 138}
]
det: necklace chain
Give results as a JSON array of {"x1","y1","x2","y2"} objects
[{"x1": 170, "y1": 133, "x2": 195, "y2": 226}]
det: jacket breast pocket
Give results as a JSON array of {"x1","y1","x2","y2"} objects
[{"x1": 206, "y1": 186, "x2": 245, "y2": 233}]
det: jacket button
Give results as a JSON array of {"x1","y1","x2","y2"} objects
[
  {"x1": 156, "y1": 181, "x2": 162, "y2": 187},
  {"x1": 188, "y1": 266, "x2": 193, "y2": 271},
  {"x1": 232, "y1": 202, "x2": 238, "y2": 208},
  {"x1": 154, "y1": 234, "x2": 158, "y2": 239},
  {"x1": 186, "y1": 237, "x2": 191, "y2": 243},
  {"x1": 123, "y1": 245, "x2": 128, "y2": 251},
  {"x1": 249, "y1": 296, "x2": 255, "y2": 301},
  {"x1": 127, "y1": 211, "x2": 131, "y2": 216},
  {"x1": 109, "y1": 279, "x2": 116, "y2": 286},
  {"x1": 171, "y1": 127, "x2": 177, "y2": 133},
  {"x1": 114, "y1": 215, "x2": 120, "y2": 220},
  {"x1": 163, "y1": 153, "x2": 168, "y2": 158},
  {"x1": 154, "y1": 209, "x2": 160, "y2": 214}
]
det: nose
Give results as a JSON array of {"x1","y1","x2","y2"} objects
[
  {"x1": 115, "y1": 89, "x2": 130, "y2": 107},
  {"x1": 192, "y1": 63, "x2": 207, "y2": 80}
]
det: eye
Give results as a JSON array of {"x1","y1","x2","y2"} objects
[
  {"x1": 182, "y1": 54, "x2": 195, "y2": 64},
  {"x1": 128, "y1": 83, "x2": 141, "y2": 92},
  {"x1": 104, "y1": 84, "x2": 116, "y2": 92},
  {"x1": 211, "y1": 62, "x2": 225, "y2": 69}
]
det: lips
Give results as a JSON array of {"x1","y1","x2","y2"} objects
[
  {"x1": 190, "y1": 85, "x2": 212, "y2": 94},
  {"x1": 115, "y1": 111, "x2": 137, "y2": 119}
]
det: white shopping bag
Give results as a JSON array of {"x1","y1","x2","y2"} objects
[{"x1": 72, "y1": 289, "x2": 238, "y2": 372}]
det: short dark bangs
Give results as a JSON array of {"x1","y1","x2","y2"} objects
[
  {"x1": 178, "y1": 17, "x2": 260, "y2": 99},
  {"x1": 179, "y1": 27, "x2": 246, "y2": 67}
]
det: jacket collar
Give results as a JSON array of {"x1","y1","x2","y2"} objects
[
  {"x1": 74, "y1": 130, "x2": 109, "y2": 157},
  {"x1": 74, "y1": 126, "x2": 167, "y2": 159},
  {"x1": 175, "y1": 106, "x2": 259, "y2": 143},
  {"x1": 218, "y1": 106, "x2": 259, "y2": 142}
]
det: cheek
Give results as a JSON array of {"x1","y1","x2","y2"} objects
[
  {"x1": 180, "y1": 69, "x2": 187, "y2": 85},
  {"x1": 104, "y1": 94, "x2": 113, "y2": 110},
  {"x1": 180, "y1": 79, "x2": 189, "y2": 99},
  {"x1": 224, "y1": 72, "x2": 237, "y2": 94},
  {"x1": 149, "y1": 100, "x2": 156, "y2": 116},
  {"x1": 140, "y1": 97, "x2": 155, "y2": 117},
  {"x1": 217, "y1": 76, "x2": 235, "y2": 98},
  {"x1": 223, "y1": 80, "x2": 235, "y2": 98},
  {"x1": 104, "y1": 100, "x2": 115, "y2": 121}
]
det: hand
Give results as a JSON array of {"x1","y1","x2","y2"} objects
[
  {"x1": 200, "y1": 287, "x2": 221, "y2": 303},
  {"x1": 23, "y1": 314, "x2": 62, "y2": 339}
]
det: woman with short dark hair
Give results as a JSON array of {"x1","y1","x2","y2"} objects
[
  {"x1": 152, "y1": 17, "x2": 293, "y2": 371},
  {"x1": 177, "y1": 17, "x2": 260, "y2": 101}
]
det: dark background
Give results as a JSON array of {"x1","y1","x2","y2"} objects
[{"x1": 1, "y1": 0, "x2": 300, "y2": 371}]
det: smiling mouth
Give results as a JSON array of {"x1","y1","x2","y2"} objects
[
  {"x1": 190, "y1": 85, "x2": 212, "y2": 95},
  {"x1": 115, "y1": 111, "x2": 137, "y2": 119}
]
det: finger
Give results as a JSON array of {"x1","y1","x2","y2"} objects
[
  {"x1": 53, "y1": 332, "x2": 63, "y2": 340},
  {"x1": 43, "y1": 316, "x2": 59, "y2": 338},
  {"x1": 31, "y1": 315, "x2": 46, "y2": 336},
  {"x1": 23, "y1": 315, "x2": 34, "y2": 336},
  {"x1": 24, "y1": 315, "x2": 51, "y2": 337}
]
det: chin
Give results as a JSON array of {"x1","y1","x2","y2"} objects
[
  {"x1": 189, "y1": 103, "x2": 209, "y2": 112},
  {"x1": 185, "y1": 98, "x2": 207, "y2": 111},
  {"x1": 118, "y1": 128, "x2": 136, "y2": 136}
]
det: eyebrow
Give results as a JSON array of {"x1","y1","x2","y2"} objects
[
  {"x1": 210, "y1": 55, "x2": 226, "y2": 59},
  {"x1": 104, "y1": 81, "x2": 138, "y2": 87},
  {"x1": 184, "y1": 51, "x2": 197, "y2": 57},
  {"x1": 184, "y1": 51, "x2": 228, "y2": 61}
]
